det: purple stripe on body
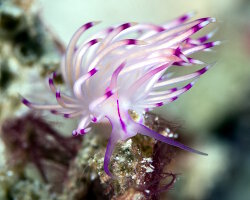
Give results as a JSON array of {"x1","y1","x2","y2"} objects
[
  {"x1": 198, "y1": 67, "x2": 208, "y2": 75},
  {"x1": 185, "y1": 38, "x2": 191, "y2": 43},
  {"x1": 64, "y1": 114, "x2": 70, "y2": 118},
  {"x1": 188, "y1": 58, "x2": 194, "y2": 62},
  {"x1": 117, "y1": 100, "x2": 127, "y2": 132},
  {"x1": 192, "y1": 18, "x2": 209, "y2": 33},
  {"x1": 52, "y1": 72, "x2": 57, "y2": 79},
  {"x1": 91, "y1": 116, "x2": 97, "y2": 122},
  {"x1": 83, "y1": 22, "x2": 93, "y2": 30},
  {"x1": 199, "y1": 35, "x2": 209, "y2": 43},
  {"x1": 50, "y1": 110, "x2": 58, "y2": 114},
  {"x1": 174, "y1": 47, "x2": 182, "y2": 56},
  {"x1": 199, "y1": 17, "x2": 210, "y2": 21},
  {"x1": 126, "y1": 39, "x2": 137, "y2": 45},
  {"x1": 74, "y1": 46, "x2": 78, "y2": 52},
  {"x1": 105, "y1": 90, "x2": 113, "y2": 98},
  {"x1": 174, "y1": 48, "x2": 188, "y2": 63},
  {"x1": 179, "y1": 14, "x2": 189, "y2": 22},
  {"x1": 171, "y1": 88, "x2": 178, "y2": 92},
  {"x1": 184, "y1": 83, "x2": 193, "y2": 90},
  {"x1": 89, "y1": 39, "x2": 98, "y2": 46},
  {"x1": 192, "y1": 24, "x2": 202, "y2": 33},
  {"x1": 173, "y1": 61, "x2": 183, "y2": 66},
  {"x1": 88, "y1": 68, "x2": 98, "y2": 76},
  {"x1": 156, "y1": 26, "x2": 165, "y2": 32},
  {"x1": 158, "y1": 76, "x2": 164, "y2": 81},
  {"x1": 120, "y1": 23, "x2": 131, "y2": 30},
  {"x1": 22, "y1": 98, "x2": 31, "y2": 106},
  {"x1": 156, "y1": 102, "x2": 164, "y2": 107},
  {"x1": 171, "y1": 97, "x2": 178, "y2": 101},
  {"x1": 107, "y1": 27, "x2": 114, "y2": 33},
  {"x1": 80, "y1": 129, "x2": 86, "y2": 135},
  {"x1": 56, "y1": 91, "x2": 61, "y2": 98},
  {"x1": 49, "y1": 78, "x2": 54, "y2": 85},
  {"x1": 204, "y1": 42, "x2": 214, "y2": 49}
]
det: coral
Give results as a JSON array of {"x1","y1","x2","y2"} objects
[
  {"x1": 59, "y1": 138, "x2": 109, "y2": 199},
  {"x1": 0, "y1": 168, "x2": 18, "y2": 200},
  {"x1": 10, "y1": 179, "x2": 57, "y2": 200},
  {"x1": 0, "y1": 166, "x2": 58, "y2": 200},
  {"x1": 1, "y1": 113, "x2": 82, "y2": 192}
]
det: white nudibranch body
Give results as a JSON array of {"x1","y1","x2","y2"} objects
[{"x1": 22, "y1": 13, "x2": 220, "y2": 176}]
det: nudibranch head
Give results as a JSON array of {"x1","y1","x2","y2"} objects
[{"x1": 22, "y1": 12, "x2": 220, "y2": 176}]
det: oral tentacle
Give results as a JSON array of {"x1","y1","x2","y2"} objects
[{"x1": 104, "y1": 134, "x2": 118, "y2": 177}]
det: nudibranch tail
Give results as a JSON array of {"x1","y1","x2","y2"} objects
[{"x1": 133, "y1": 122, "x2": 208, "y2": 156}]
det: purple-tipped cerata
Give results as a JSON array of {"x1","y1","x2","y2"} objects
[{"x1": 22, "y1": 13, "x2": 220, "y2": 176}]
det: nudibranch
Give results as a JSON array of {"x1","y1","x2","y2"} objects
[{"x1": 22, "y1": 13, "x2": 220, "y2": 176}]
